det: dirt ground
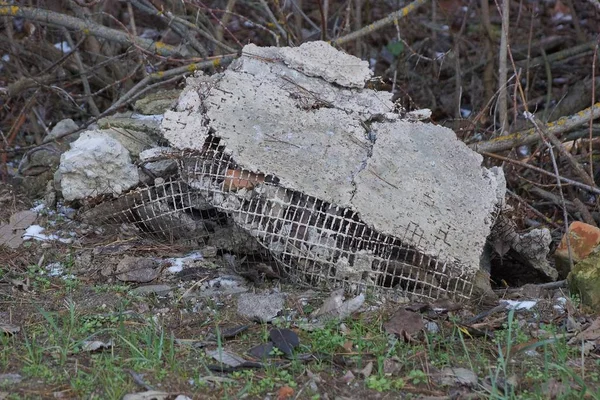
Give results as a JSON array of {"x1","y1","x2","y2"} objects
[{"x1": 1, "y1": 180, "x2": 600, "y2": 400}]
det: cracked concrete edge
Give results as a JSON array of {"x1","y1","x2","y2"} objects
[{"x1": 161, "y1": 41, "x2": 506, "y2": 272}]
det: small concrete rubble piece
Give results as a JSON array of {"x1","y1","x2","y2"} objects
[
  {"x1": 158, "y1": 41, "x2": 505, "y2": 300},
  {"x1": 57, "y1": 131, "x2": 139, "y2": 201}
]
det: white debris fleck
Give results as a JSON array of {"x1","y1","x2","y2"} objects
[
  {"x1": 131, "y1": 113, "x2": 164, "y2": 122},
  {"x1": 167, "y1": 251, "x2": 203, "y2": 273},
  {"x1": 501, "y1": 300, "x2": 538, "y2": 310},
  {"x1": 31, "y1": 204, "x2": 45, "y2": 212},
  {"x1": 22, "y1": 225, "x2": 72, "y2": 244},
  {"x1": 45, "y1": 262, "x2": 64, "y2": 277},
  {"x1": 54, "y1": 41, "x2": 71, "y2": 53}
]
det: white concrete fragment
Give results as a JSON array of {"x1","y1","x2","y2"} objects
[
  {"x1": 58, "y1": 131, "x2": 139, "y2": 201},
  {"x1": 162, "y1": 41, "x2": 506, "y2": 278},
  {"x1": 244, "y1": 42, "x2": 372, "y2": 88}
]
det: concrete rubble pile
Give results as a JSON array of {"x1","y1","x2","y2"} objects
[{"x1": 43, "y1": 41, "x2": 553, "y2": 301}]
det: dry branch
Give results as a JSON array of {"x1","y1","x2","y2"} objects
[
  {"x1": 471, "y1": 102, "x2": 600, "y2": 153},
  {"x1": 0, "y1": 5, "x2": 180, "y2": 57},
  {"x1": 516, "y1": 41, "x2": 596, "y2": 68},
  {"x1": 330, "y1": 0, "x2": 429, "y2": 46}
]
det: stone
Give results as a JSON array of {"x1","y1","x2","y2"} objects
[
  {"x1": 98, "y1": 112, "x2": 163, "y2": 138},
  {"x1": 130, "y1": 284, "x2": 173, "y2": 296},
  {"x1": 555, "y1": 221, "x2": 600, "y2": 279},
  {"x1": 236, "y1": 292, "x2": 285, "y2": 323},
  {"x1": 57, "y1": 131, "x2": 140, "y2": 201},
  {"x1": 134, "y1": 89, "x2": 181, "y2": 114},
  {"x1": 114, "y1": 256, "x2": 161, "y2": 283},
  {"x1": 567, "y1": 250, "x2": 600, "y2": 309},
  {"x1": 139, "y1": 147, "x2": 178, "y2": 176}
]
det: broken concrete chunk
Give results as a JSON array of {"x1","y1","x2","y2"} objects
[
  {"x1": 242, "y1": 42, "x2": 372, "y2": 88},
  {"x1": 236, "y1": 292, "x2": 285, "y2": 323},
  {"x1": 489, "y1": 213, "x2": 557, "y2": 281},
  {"x1": 353, "y1": 120, "x2": 504, "y2": 268},
  {"x1": 0, "y1": 210, "x2": 37, "y2": 249},
  {"x1": 57, "y1": 131, "x2": 140, "y2": 201},
  {"x1": 162, "y1": 41, "x2": 505, "y2": 292},
  {"x1": 47, "y1": 118, "x2": 79, "y2": 141},
  {"x1": 97, "y1": 127, "x2": 158, "y2": 158},
  {"x1": 139, "y1": 147, "x2": 178, "y2": 176}
]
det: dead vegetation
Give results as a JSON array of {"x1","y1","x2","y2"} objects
[{"x1": 1, "y1": 0, "x2": 600, "y2": 399}]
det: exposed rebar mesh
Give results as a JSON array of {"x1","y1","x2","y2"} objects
[
  {"x1": 173, "y1": 136, "x2": 475, "y2": 300},
  {"x1": 79, "y1": 136, "x2": 477, "y2": 301}
]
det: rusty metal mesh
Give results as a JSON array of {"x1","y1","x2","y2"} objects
[{"x1": 79, "y1": 136, "x2": 477, "y2": 301}]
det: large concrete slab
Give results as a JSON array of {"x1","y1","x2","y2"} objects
[{"x1": 161, "y1": 41, "x2": 505, "y2": 273}]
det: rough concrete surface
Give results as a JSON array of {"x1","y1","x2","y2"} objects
[
  {"x1": 236, "y1": 292, "x2": 285, "y2": 323},
  {"x1": 161, "y1": 41, "x2": 506, "y2": 273},
  {"x1": 57, "y1": 130, "x2": 140, "y2": 201}
]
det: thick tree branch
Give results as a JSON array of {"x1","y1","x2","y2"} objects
[{"x1": 470, "y1": 102, "x2": 600, "y2": 153}]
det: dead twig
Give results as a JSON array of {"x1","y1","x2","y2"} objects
[
  {"x1": 62, "y1": 28, "x2": 100, "y2": 117},
  {"x1": 258, "y1": 0, "x2": 286, "y2": 45},
  {"x1": 483, "y1": 152, "x2": 600, "y2": 195},
  {"x1": 516, "y1": 41, "x2": 596, "y2": 68},
  {"x1": 0, "y1": 5, "x2": 179, "y2": 57},
  {"x1": 527, "y1": 113, "x2": 596, "y2": 187},
  {"x1": 506, "y1": 189, "x2": 562, "y2": 229},
  {"x1": 496, "y1": 0, "x2": 510, "y2": 134},
  {"x1": 524, "y1": 110, "x2": 575, "y2": 275},
  {"x1": 331, "y1": 0, "x2": 429, "y2": 46}
]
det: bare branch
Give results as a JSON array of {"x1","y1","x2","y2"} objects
[
  {"x1": 470, "y1": 102, "x2": 600, "y2": 153},
  {"x1": 0, "y1": 5, "x2": 180, "y2": 57},
  {"x1": 331, "y1": 0, "x2": 428, "y2": 46}
]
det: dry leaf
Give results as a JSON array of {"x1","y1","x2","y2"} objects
[
  {"x1": 384, "y1": 308, "x2": 424, "y2": 341},
  {"x1": 277, "y1": 385, "x2": 294, "y2": 400},
  {"x1": 0, "y1": 210, "x2": 36, "y2": 249}
]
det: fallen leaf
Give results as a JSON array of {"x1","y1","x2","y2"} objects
[
  {"x1": 0, "y1": 323, "x2": 20, "y2": 335},
  {"x1": 247, "y1": 343, "x2": 275, "y2": 360},
  {"x1": 436, "y1": 367, "x2": 478, "y2": 387},
  {"x1": 313, "y1": 289, "x2": 365, "y2": 322},
  {"x1": 277, "y1": 385, "x2": 294, "y2": 400},
  {"x1": 269, "y1": 328, "x2": 300, "y2": 356},
  {"x1": 578, "y1": 317, "x2": 600, "y2": 343},
  {"x1": 215, "y1": 325, "x2": 249, "y2": 339},
  {"x1": 198, "y1": 376, "x2": 236, "y2": 385},
  {"x1": 541, "y1": 378, "x2": 568, "y2": 399},
  {"x1": 341, "y1": 370, "x2": 355, "y2": 384},
  {"x1": 384, "y1": 308, "x2": 424, "y2": 341}
]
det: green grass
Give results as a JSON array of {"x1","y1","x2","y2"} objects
[{"x1": 2, "y1": 272, "x2": 600, "y2": 400}]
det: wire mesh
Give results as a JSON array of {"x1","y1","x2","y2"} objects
[{"x1": 79, "y1": 135, "x2": 477, "y2": 301}]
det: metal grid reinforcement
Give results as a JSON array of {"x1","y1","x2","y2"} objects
[
  {"x1": 78, "y1": 136, "x2": 477, "y2": 301},
  {"x1": 174, "y1": 136, "x2": 475, "y2": 301}
]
